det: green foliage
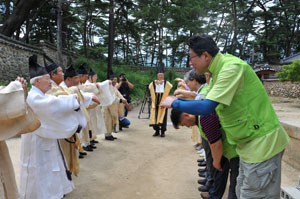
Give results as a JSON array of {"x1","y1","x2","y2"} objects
[
  {"x1": 0, "y1": 82, "x2": 32, "y2": 91},
  {"x1": 73, "y1": 57, "x2": 107, "y2": 81},
  {"x1": 276, "y1": 60, "x2": 300, "y2": 82},
  {"x1": 73, "y1": 57, "x2": 182, "y2": 101}
]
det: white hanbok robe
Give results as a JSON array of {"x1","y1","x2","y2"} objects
[
  {"x1": 20, "y1": 86, "x2": 80, "y2": 199},
  {"x1": 82, "y1": 80, "x2": 114, "y2": 135}
]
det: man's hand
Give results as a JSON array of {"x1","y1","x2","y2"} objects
[
  {"x1": 213, "y1": 160, "x2": 222, "y2": 171},
  {"x1": 155, "y1": 80, "x2": 164, "y2": 85},
  {"x1": 122, "y1": 99, "x2": 132, "y2": 111},
  {"x1": 92, "y1": 95, "x2": 101, "y2": 104},
  {"x1": 121, "y1": 99, "x2": 127, "y2": 104},
  {"x1": 175, "y1": 78, "x2": 184, "y2": 83},
  {"x1": 75, "y1": 95, "x2": 80, "y2": 104},
  {"x1": 95, "y1": 83, "x2": 100, "y2": 90},
  {"x1": 160, "y1": 96, "x2": 177, "y2": 108},
  {"x1": 174, "y1": 89, "x2": 183, "y2": 96},
  {"x1": 16, "y1": 76, "x2": 28, "y2": 98}
]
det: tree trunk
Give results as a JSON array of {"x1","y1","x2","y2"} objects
[
  {"x1": 23, "y1": 1, "x2": 46, "y2": 42},
  {"x1": 186, "y1": 31, "x2": 192, "y2": 68},
  {"x1": 0, "y1": 0, "x2": 45, "y2": 37},
  {"x1": 151, "y1": 33, "x2": 157, "y2": 67},
  {"x1": 4, "y1": 0, "x2": 11, "y2": 21},
  {"x1": 107, "y1": 0, "x2": 115, "y2": 79},
  {"x1": 57, "y1": 0, "x2": 63, "y2": 67},
  {"x1": 136, "y1": 39, "x2": 140, "y2": 66}
]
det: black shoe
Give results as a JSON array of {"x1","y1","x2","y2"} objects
[
  {"x1": 198, "y1": 179, "x2": 207, "y2": 185},
  {"x1": 153, "y1": 131, "x2": 160, "y2": 136},
  {"x1": 90, "y1": 142, "x2": 95, "y2": 146},
  {"x1": 198, "y1": 161, "x2": 207, "y2": 167},
  {"x1": 80, "y1": 152, "x2": 87, "y2": 156},
  {"x1": 198, "y1": 168, "x2": 206, "y2": 173},
  {"x1": 89, "y1": 144, "x2": 97, "y2": 149},
  {"x1": 79, "y1": 154, "x2": 84, "y2": 159},
  {"x1": 198, "y1": 171, "x2": 206, "y2": 178},
  {"x1": 119, "y1": 127, "x2": 123, "y2": 131},
  {"x1": 197, "y1": 159, "x2": 205, "y2": 163},
  {"x1": 124, "y1": 125, "x2": 129, "y2": 128},
  {"x1": 91, "y1": 140, "x2": 99, "y2": 144},
  {"x1": 198, "y1": 185, "x2": 210, "y2": 192},
  {"x1": 112, "y1": 135, "x2": 117, "y2": 139},
  {"x1": 160, "y1": 131, "x2": 165, "y2": 137},
  {"x1": 83, "y1": 146, "x2": 93, "y2": 152},
  {"x1": 105, "y1": 136, "x2": 115, "y2": 141}
]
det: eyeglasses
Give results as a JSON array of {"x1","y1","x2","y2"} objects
[{"x1": 189, "y1": 55, "x2": 198, "y2": 60}]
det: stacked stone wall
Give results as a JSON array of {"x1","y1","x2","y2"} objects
[
  {"x1": 264, "y1": 80, "x2": 300, "y2": 98},
  {"x1": 0, "y1": 33, "x2": 74, "y2": 83}
]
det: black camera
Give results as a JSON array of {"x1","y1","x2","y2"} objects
[{"x1": 121, "y1": 77, "x2": 127, "y2": 82}]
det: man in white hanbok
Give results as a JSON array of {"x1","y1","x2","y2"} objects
[
  {"x1": 59, "y1": 65, "x2": 100, "y2": 152},
  {"x1": 0, "y1": 76, "x2": 40, "y2": 199},
  {"x1": 20, "y1": 62, "x2": 81, "y2": 199}
]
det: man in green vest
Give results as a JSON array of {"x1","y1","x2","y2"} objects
[{"x1": 161, "y1": 35, "x2": 290, "y2": 199}]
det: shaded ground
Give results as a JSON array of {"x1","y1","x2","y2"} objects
[{"x1": 2, "y1": 96, "x2": 300, "y2": 198}]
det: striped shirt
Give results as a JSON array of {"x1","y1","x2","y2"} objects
[{"x1": 198, "y1": 111, "x2": 222, "y2": 144}]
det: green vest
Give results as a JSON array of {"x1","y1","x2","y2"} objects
[
  {"x1": 197, "y1": 116, "x2": 238, "y2": 160},
  {"x1": 208, "y1": 53, "x2": 281, "y2": 145},
  {"x1": 197, "y1": 84, "x2": 237, "y2": 160}
]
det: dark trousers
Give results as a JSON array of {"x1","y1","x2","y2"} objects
[
  {"x1": 124, "y1": 106, "x2": 129, "y2": 117},
  {"x1": 202, "y1": 138, "x2": 214, "y2": 184},
  {"x1": 208, "y1": 156, "x2": 239, "y2": 199},
  {"x1": 152, "y1": 108, "x2": 168, "y2": 132}
]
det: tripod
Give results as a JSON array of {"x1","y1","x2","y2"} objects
[{"x1": 138, "y1": 85, "x2": 151, "y2": 119}]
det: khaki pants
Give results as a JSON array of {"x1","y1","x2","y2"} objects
[
  {"x1": 236, "y1": 151, "x2": 284, "y2": 199},
  {"x1": 0, "y1": 141, "x2": 19, "y2": 199}
]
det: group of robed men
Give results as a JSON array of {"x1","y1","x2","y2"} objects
[{"x1": 0, "y1": 55, "x2": 130, "y2": 199}]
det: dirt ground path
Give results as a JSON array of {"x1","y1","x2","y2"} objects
[{"x1": 3, "y1": 98, "x2": 300, "y2": 199}]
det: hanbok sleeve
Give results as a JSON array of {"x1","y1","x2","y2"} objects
[{"x1": 27, "y1": 93, "x2": 80, "y2": 139}]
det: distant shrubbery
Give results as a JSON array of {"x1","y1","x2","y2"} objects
[
  {"x1": 74, "y1": 57, "x2": 181, "y2": 100},
  {"x1": 276, "y1": 60, "x2": 300, "y2": 82}
]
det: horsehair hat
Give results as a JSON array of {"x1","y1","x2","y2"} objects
[
  {"x1": 89, "y1": 66, "x2": 96, "y2": 76},
  {"x1": 64, "y1": 65, "x2": 78, "y2": 78},
  {"x1": 78, "y1": 63, "x2": 88, "y2": 75},
  {"x1": 45, "y1": 63, "x2": 59, "y2": 74},
  {"x1": 29, "y1": 55, "x2": 47, "y2": 79}
]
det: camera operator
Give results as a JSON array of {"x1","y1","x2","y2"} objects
[{"x1": 116, "y1": 73, "x2": 134, "y2": 117}]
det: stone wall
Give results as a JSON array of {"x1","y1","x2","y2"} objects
[
  {"x1": 0, "y1": 33, "x2": 74, "y2": 83},
  {"x1": 281, "y1": 121, "x2": 300, "y2": 171},
  {"x1": 264, "y1": 80, "x2": 300, "y2": 98}
]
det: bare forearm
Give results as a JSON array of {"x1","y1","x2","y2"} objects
[
  {"x1": 127, "y1": 81, "x2": 134, "y2": 89},
  {"x1": 209, "y1": 139, "x2": 223, "y2": 171}
]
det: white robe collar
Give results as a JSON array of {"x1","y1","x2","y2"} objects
[
  {"x1": 51, "y1": 80, "x2": 58, "y2": 87},
  {"x1": 59, "y1": 81, "x2": 68, "y2": 88},
  {"x1": 31, "y1": 86, "x2": 45, "y2": 96}
]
